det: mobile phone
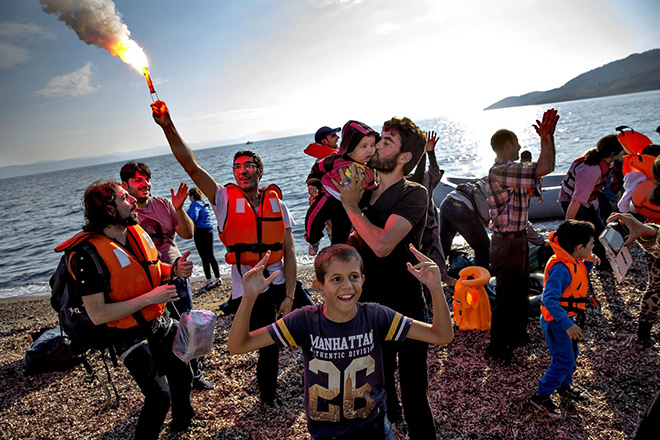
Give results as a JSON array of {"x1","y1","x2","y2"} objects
[{"x1": 602, "y1": 223, "x2": 629, "y2": 254}]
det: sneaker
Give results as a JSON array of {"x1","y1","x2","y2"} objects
[
  {"x1": 558, "y1": 385, "x2": 590, "y2": 402},
  {"x1": 213, "y1": 278, "x2": 223, "y2": 288},
  {"x1": 192, "y1": 376, "x2": 215, "y2": 391},
  {"x1": 308, "y1": 242, "x2": 320, "y2": 256},
  {"x1": 530, "y1": 392, "x2": 561, "y2": 418},
  {"x1": 485, "y1": 345, "x2": 512, "y2": 365}
]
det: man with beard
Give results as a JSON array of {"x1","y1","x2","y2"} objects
[
  {"x1": 55, "y1": 180, "x2": 195, "y2": 439},
  {"x1": 150, "y1": 100, "x2": 297, "y2": 408},
  {"x1": 334, "y1": 117, "x2": 434, "y2": 439},
  {"x1": 120, "y1": 161, "x2": 214, "y2": 391}
]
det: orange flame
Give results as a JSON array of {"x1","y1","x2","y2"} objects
[{"x1": 108, "y1": 37, "x2": 148, "y2": 72}]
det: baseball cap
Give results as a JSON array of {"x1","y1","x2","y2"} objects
[{"x1": 315, "y1": 126, "x2": 341, "y2": 144}]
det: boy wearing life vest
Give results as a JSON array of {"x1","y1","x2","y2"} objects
[
  {"x1": 304, "y1": 120, "x2": 379, "y2": 255},
  {"x1": 531, "y1": 220, "x2": 598, "y2": 417},
  {"x1": 227, "y1": 244, "x2": 453, "y2": 439}
]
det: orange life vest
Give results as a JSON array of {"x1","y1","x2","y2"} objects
[
  {"x1": 632, "y1": 179, "x2": 660, "y2": 223},
  {"x1": 561, "y1": 156, "x2": 611, "y2": 203},
  {"x1": 55, "y1": 225, "x2": 171, "y2": 329},
  {"x1": 540, "y1": 232, "x2": 590, "y2": 322},
  {"x1": 304, "y1": 143, "x2": 339, "y2": 159},
  {"x1": 220, "y1": 183, "x2": 285, "y2": 266},
  {"x1": 616, "y1": 126, "x2": 652, "y2": 155},
  {"x1": 453, "y1": 266, "x2": 491, "y2": 331},
  {"x1": 622, "y1": 153, "x2": 655, "y2": 179}
]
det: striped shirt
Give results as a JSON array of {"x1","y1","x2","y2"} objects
[
  {"x1": 488, "y1": 158, "x2": 538, "y2": 233},
  {"x1": 267, "y1": 303, "x2": 412, "y2": 438}
]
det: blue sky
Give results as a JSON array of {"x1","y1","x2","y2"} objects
[{"x1": 1, "y1": 0, "x2": 659, "y2": 168}]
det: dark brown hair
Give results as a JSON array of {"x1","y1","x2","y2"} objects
[
  {"x1": 583, "y1": 135, "x2": 623, "y2": 166},
  {"x1": 382, "y1": 117, "x2": 426, "y2": 175},
  {"x1": 82, "y1": 180, "x2": 121, "y2": 233},
  {"x1": 314, "y1": 244, "x2": 364, "y2": 283},
  {"x1": 120, "y1": 161, "x2": 151, "y2": 183}
]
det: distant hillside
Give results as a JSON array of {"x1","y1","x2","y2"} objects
[{"x1": 485, "y1": 49, "x2": 660, "y2": 110}]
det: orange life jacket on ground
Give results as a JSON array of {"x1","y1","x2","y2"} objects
[
  {"x1": 220, "y1": 183, "x2": 285, "y2": 267},
  {"x1": 561, "y1": 156, "x2": 611, "y2": 203},
  {"x1": 55, "y1": 225, "x2": 171, "y2": 329},
  {"x1": 304, "y1": 143, "x2": 339, "y2": 159},
  {"x1": 632, "y1": 179, "x2": 660, "y2": 223},
  {"x1": 453, "y1": 266, "x2": 491, "y2": 331},
  {"x1": 540, "y1": 232, "x2": 590, "y2": 322}
]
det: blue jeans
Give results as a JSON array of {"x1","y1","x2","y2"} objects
[
  {"x1": 537, "y1": 316, "x2": 578, "y2": 397},
  {"x1": 439, "y1": 197, "x2": 490, "y2": 268}
]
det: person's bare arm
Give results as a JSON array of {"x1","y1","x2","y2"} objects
[
  {"x1": 171, "y1": 182, "x2": 194, "y2": 239},
  {"x1": 83, "y1": 285, "x2": 178, "y2": 325},
  {"x1": 534, "y1": 109, "x2": 559, "y2": 177},
  {"x1": 151, "y1": 101, "x2": 219, "y2": 204},
  {"x1": 404, "y1": 245, "x2": 453, "y2": 345},
  {"x1": 565, "y1": 198, "x2": 581, "y2": 220},
  {"x1": 277, "y1": 228, "x2": 297, "y2": 316},
  {"x1": 334, "y1": 165, "x2": 414, "y2": 257},
  {"x1": 227, "y1": 254, "x2": 280, "y2": 354}
]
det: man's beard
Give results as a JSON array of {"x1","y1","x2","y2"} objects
[
  {"x1": 368, "y1": 152, "x2": 399, "y2": 173},
  {"x1": 114, "y1": 211, "x2": 139, "y2": 227}
]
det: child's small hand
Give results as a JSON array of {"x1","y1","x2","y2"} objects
[
  {"x1": 241, "y1": 252, "x2": 280, "y2": 299},
  {"x1": 406, "y1": 244, "x2": 442, "y2": 289},
  {"x1": 566, "y1": 323, "x2": 583, "y2": 341}
]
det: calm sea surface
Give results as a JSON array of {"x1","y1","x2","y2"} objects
[{"x1": 1, "y1": 90, "x2": 658, "y2": 299}]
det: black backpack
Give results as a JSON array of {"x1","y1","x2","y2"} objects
[
  {"x1": 455, "y1": 176, "x2": 490, "y2": 223},
  {"x1": 50, "y1": 242, "x2": 112, "y2": 355}
]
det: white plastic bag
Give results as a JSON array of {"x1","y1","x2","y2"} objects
[{"x1": 173, "y1": 310, "x2": 217, "y2": 362}]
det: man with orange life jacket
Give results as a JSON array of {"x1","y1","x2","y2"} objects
[
  {"x1": 558, "y1": 134, "x2": 624, "y2": 267},
  {"x1": 530, "y1": 220, "x2": 598, "y2": 417},
  {"x1": 58, "y1": 179, "x2": 196, "y2": 439},
  {"x1": 305, "y1": 126, "x2": 341, "y2": 199},
  {"x1": 150, "y1": 100, "x2": 297, "y2": 408}
]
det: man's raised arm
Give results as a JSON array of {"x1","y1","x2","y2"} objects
[
  {"x1": 534, "y1": 108, "x2": 559, "y2": 178},
  {"x1": 151, "y1": 101, "x2": 219, "y2": 204}
]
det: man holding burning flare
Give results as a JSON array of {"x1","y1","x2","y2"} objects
[{"x1": 151, "y1": 100, "x2": 298, "y2": 408}]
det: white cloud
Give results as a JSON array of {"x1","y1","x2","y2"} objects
[
  {"x1": 0, "y1": 42, "x2": 29, "y2": 68},
  {"x1": 35, "y1": 62, "x2": 100, "y2": 97},
  {"x1": 0, "y1": 22, "x2": 53, "y2": 68},
  {"x1": 0, "y1": 22, "x2": 50, "y2": 39}
]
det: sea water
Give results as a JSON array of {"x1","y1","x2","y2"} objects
[{"x1": 0, "y1": 90, "x2": 658, "y2": 300}]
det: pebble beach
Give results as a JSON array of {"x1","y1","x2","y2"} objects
[{"x1": 1, "y1": 242, "x2": 659, "y2": 439}]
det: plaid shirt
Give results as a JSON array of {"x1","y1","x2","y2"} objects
[{"x1": 488, "y1": 158, "x2": 538, "y2": 233}]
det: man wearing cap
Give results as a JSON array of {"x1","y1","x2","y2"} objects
[{"x1": 304, "y1": 126, "x2": 340, "y2": 159}]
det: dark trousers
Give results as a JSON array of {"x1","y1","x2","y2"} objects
[
  {"x1": 117, "y1": 317, "x2": 194, "y2": 440},
  {"x1": 305, "y1": 194, "x2": 352, "y2": 245},
  {"x1": 439, "y1": 198, "x2": 490, "y2": 269},
  {"x1": 488, "y1": 234, "x2": 530, "y2": 356},
  {"x1": 383, "y1": 309, "x2": 435, "y2": 440},
  {"x1": 193, "y1": 227, "x2": 220, "y2": 279},
  {"x1": 635, "y1": 387, "x2": 660, "y2": 439},
  {"x1": 249, "y1": 282, "x2": 286, "y2": 401}
]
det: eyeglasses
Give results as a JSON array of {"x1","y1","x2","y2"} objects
[{"x1": 233, "y1": 162, "x2": 257, "y2": 171}]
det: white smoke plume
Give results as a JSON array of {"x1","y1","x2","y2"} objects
[
  {"x1": 39, "y1": 0, "x2": 130, "y2": 52},
  {"x1": 39, "y1": 0, "x2": 147, "y2": 70}
]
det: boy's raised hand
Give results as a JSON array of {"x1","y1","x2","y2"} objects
[
  {"x1": 241, "y1": 252, "x2": 280, "y2": 300},
  {"x1": 406, "y1": 244, "x2": 443, "y2": 289}
]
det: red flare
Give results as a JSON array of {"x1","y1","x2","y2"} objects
[{"x1": 142, "y1": 67, "x2": 158, "y2": 101}]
